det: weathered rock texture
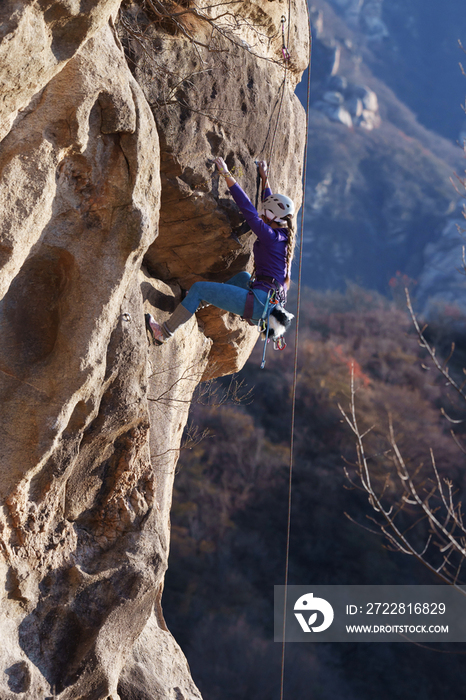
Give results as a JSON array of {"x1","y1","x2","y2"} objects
[
  {"x1": 0, "y1": 0, "x2": 122, "y2": 142},
  {"x1": 0, "y1": 1, "x2": 308, "y2": 697}
]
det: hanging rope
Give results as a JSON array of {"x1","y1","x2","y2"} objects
[
  {"x1": 279, "y1": 4, "x2": 312, "y2": 700},
  {"x1": 266, "y1": 17, "x2": 291, "y2": 175},
  {"x1": 254, "y1": 11, "x2": 292, "y2": 188}
]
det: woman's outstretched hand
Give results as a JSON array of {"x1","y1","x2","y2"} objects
[
  {"x1": 257, "y1": 159, "x2": 270, "y2": 191},
  {"x1": 257, "y1": 160, "x2": 268, "y2": 179},
  {"x1": 214, "y1": 157, "x2": 230, "y2": 177},
  {"x1": 214, "y1": 157, "x2": 236, "y2": 186}
]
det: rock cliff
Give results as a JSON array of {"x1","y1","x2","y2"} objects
[{"x1": 0, "y1": 1, "x2": 308, "y2": 697}]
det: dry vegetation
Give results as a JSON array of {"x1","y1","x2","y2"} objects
[{"x1": 163, "y1": 285, "x2": 466, "y2": 700}]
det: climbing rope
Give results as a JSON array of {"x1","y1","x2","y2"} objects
[
  {"x1": 254, "y1": 11, "x2": 292, "y2": 188},
  {"x1": 279, "y1": 3, "x2": 312, "y2": 699},
  {"x1": 254, "y1": 13, "x2": 291, "y2": 236},
  {"x1": 266, "y1": 16, "x2": 291, "y2": 175}
]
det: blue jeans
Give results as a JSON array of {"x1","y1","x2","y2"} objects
[{"x1": 181, "y1": 271, "x2": 268, "y2": 323}]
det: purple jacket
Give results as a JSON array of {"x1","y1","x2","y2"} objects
[{"x1": 229, "y1": 183, "x2": 288, "y2": 293}]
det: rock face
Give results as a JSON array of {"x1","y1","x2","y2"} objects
[
  {"x1": 0, "y1": 1, "x2": 307, "y2": 698},
  {"x1": 0, "y1": 0, "x2": 122, "y2": 142},
  {"x1": 311, "y1": 38, "x2": 381, "y2": 132}
]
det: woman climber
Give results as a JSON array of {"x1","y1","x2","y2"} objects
[{"x1": 145, "y1": 157, "x2": 296, "y2": 345}]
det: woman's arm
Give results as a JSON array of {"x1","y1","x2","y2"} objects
[
  {"x1": 229, "y1": 184, "x2": 279, "y2": 243},
  {"x1": 215, "y1": 156, "x2": 270, "y2": 195},
  {"x1": 214, "y1": 157, "x2": 278, "y2": 242}
]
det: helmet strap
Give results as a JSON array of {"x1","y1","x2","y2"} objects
[{"x1": 262, "y1": 209, "x2": 286, "y2": 225}]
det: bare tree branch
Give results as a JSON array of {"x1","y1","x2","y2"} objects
[
  {"x1": 406, "y1": 289, "x2": 466, "y2": 402},
  {"x1": 341, "y1": 363, "x2": 466, "y2": 592}
]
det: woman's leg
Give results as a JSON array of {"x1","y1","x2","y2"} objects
[
  {"x1": 147, "y1": 279, "x2": 267, "y2": 345},
  {"x1": 194, "y1": 271, "x2": 250, "y2": 310},
  {"x1": 224, "y1": 271, "x2": 251, "y2": 290},
  {"x1": 181, "y1": 280, "x2": 266, "y2": 319}
]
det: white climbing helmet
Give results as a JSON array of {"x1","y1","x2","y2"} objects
[{"x1": 261, "y1": 194, "x2": 295, "y2": 224}]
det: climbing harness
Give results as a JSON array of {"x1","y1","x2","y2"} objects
[
  {"x1": 258, "y1": 297, "x2": 288, "y2": 368},
  {"x1": 242, "y1": 276, "x2": 288, "y2": 368},
  {"x1": 242, "y1": 276, "x2": 285, "y2": 322}
]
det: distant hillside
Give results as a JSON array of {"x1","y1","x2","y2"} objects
[{"x1": 295, "y1": 0, "x2": 465, "y2": 294}]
